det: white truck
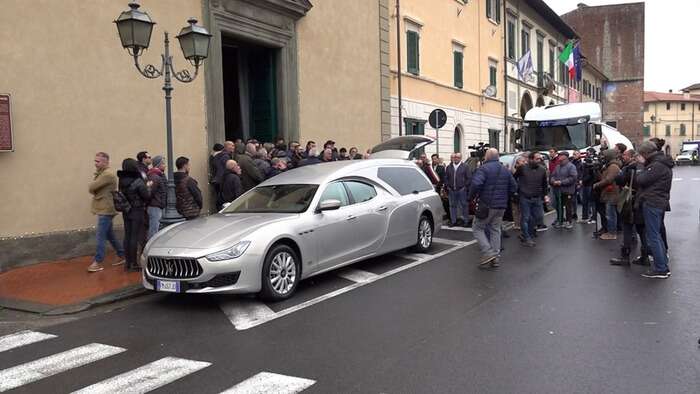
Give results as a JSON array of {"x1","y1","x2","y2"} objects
[
  {"x1": 675, "y1": 141, "x2": 699, "y2": 166},
  {"x1": 515, "y1": 102, "x2": 633, "y2": 156}
]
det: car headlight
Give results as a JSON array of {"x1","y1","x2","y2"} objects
[{"x1": 205, "y1": 241, "x2": 251, "y2": 262}]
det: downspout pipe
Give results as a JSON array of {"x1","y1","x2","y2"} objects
[
  {"x1": 396, "y1": 0, "x2": 403, "y2": 136},
  {"x1": 503, "y1": 0, "x2": 508, "y2": 151}
]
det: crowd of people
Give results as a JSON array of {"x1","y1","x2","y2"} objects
[
  {"x1": 87, "y1": 135, "x2": 673, "y2": 280},
  {"x1": 86, "y1": 138, "x2": 371, "y2": 273},
  {"x1": 413, "y1": 139, "x2": 673, "y2": 278}
]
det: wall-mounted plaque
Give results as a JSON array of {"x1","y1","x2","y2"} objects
[{"x1": 0, "y1": 94, "x2": 13, "y2": 152}]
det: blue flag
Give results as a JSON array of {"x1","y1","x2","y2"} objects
[{"x1": 573, "y1": 44, "x2": 582, "y2": 81}]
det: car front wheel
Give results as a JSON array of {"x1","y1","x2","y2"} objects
[
  {"x1": 413, "y1": 215, "x2": 433, "y2": 252},
  {"x1": 260, "y1": 244, "x2": 300, "y2": 301}
]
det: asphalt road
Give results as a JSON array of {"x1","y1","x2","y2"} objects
[{"x1": 1, "y1": 166, "x2": 699, "y2": 393}]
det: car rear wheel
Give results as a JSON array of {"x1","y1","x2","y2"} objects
[
  {"x1": 260, "y1": 244, "x2": 300, "y2": 301},
  {"x1": 413, "y1": 214, "x2": 433, "y2": 252}
]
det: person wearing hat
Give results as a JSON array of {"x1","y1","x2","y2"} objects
[
  {"x1": 549, "y1": 151, "x2": 578, "y2": 229},
  {"x1": 593, "y1": 149, "x2": 623, "y2": 240},
  {"x1": 146, "y1": 155, "x2": 167, "y2": 239}
]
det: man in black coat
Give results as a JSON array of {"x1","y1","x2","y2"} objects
[
  {"x1": 635, "y1": 141, "x2": 673, "y2": 278},
  {"x1": 445, "y1": 152, "x2": 471, "y2": 227},
  {"x1": 118, "y1": 158, "x2": 151, "y2": 271},
  {"x1": 174, "y1": 157, "x2": 203, "y2": 220},
  {"x1": 212, "y1": 141, "x2": 234, "y2": 209},
  {"x1": 514, "y1": 152, "x2": 548, "y2": 246},
  {"x1": 221, "y1": 160, "x2": 243, "y2": 204}
]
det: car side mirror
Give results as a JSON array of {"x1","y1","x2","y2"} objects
[{"x1": 318, "y1": 199, "x2": 342, "y2": 212}]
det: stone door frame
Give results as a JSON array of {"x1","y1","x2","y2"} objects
[{"x1": 202, "y1": 0, "x2": 312, "y2": 146}]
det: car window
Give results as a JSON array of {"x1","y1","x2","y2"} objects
[
  {"x1": 343, "y1": 181, "x2": 377, "y2": 204},
  {"x1": 377, "y1": 167, "x2": 433, "y2": 196},
  {"x1": 319, "y1": 182, "x2": 350, "y2": 206},
  {"x1": 223, "y1": 184, "x2": 318, "y2": 214}
]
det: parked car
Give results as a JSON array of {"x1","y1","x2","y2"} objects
[{"x1": 141, "y1": 137, "x2": 444, "y2": 300}]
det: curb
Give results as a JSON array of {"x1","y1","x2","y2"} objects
[{"x1": 0, "y1": 285, "x2": 149, "y2": 316}]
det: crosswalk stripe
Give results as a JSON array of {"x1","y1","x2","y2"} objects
[
  {"x1": 0, "y1": 343, "x2": 125, "y2": 392},
  {"x1": 432, "y1": 237, "x2": 469, "y2": 246},
  {"x1": 442, "y1": 226, "x2": 473, "y2": 232},
  {"x1": 72, "y1": 357, "x2": 211, "y2": 394},
  {"x1": 220, "y1": 372, "x2": 315, "y2": 394},
  {"x1": 337, "y1": 268, "x2": 378, "y2": 283},
  {"x1": 219, "y1": 298, "x2": 277, "y2": 331},
  {"x1": 0, "y1": 331, "x2": 57, "y2": 353},
  {"x1": 673, "y1": 178, "x2": 683, "y2": 181}
]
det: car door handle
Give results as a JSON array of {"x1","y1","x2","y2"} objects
[
  {"x1": 377, "y1": 206, "x2": 388, "y2": 212},
  {"x1": 346, "y1": 215, "x2": 357, "y2": 221}
]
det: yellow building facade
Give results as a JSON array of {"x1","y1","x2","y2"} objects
[
  {"x1": 643, "y1": 91, "x2": 700, "y2": 157},
  {"x1": 0, "y1": 0, "x2": 390, "y2": 268},
  {"x1": 389, "y1": 0, "x2": 505, "y2": 156}
]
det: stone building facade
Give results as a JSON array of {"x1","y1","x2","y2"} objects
[
  {"x1": 0, "y1": 0, "x2": 390, "y2": 269},
  {"x1": 389, "y1": 0, "x2": 505, "y2": 156},
  {"x1": 643, "y1": 91, "x2": 700, "y2": 157},
  {"x1": 561, "y1": 2, "x2": 645, "y2": 144}
]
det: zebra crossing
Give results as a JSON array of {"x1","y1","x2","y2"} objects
[{"x1": 0, "y1": 330, "x2": 316, "y2": 393}]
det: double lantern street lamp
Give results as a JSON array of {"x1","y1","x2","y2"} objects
[{"x1": 114, "y1": 2, "x2": 212, "y2": 227}]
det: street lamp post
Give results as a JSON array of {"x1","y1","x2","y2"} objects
[{"x1": 114, "y1": 2, "x2": 212, "y2": 228}]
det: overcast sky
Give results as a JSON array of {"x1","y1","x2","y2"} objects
[{"x1": 546, "y1": 0, "x2": 700, "y2": 93}]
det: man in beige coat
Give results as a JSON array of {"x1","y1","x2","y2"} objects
[{"x1": 88, "y1": 152, "x2": 125, "y2": 272}]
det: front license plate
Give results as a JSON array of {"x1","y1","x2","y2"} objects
[{"x1": 156, "y1": 280, "x2": 180, "y2": 293}]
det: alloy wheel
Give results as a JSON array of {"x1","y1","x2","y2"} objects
[
  {"x1": 419, "y1": 218, "x2": 432, "y2": 249},
  {"x1": 268, "y1": 251, "x2": 297, "y2": 295}
]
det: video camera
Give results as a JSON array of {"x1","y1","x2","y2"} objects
[{"x1": 468, "y1": 142, "x2": 490, "y2": 160}]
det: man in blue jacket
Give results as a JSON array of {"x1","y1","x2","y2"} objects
[
  {"x1": 445, "y1": 152, "x2": 472, "y2": 227},
  {"x1": 550, "y1": 151, "x2": 578, "y2": 229},
  {"x1": 468, "y1": 148, "x2": 517, "y2": 269}
]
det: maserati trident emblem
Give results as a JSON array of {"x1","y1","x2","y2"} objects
[{"x1": 167, "y1": 249, "x2": 173, "y2": 254}]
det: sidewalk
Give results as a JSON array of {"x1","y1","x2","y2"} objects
[{"x1": 0, "y1": 253, "x2": 146, "y2": 315}]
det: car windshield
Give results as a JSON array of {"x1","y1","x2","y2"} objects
[
  {"x1": 222, "y1": 184, "x2": 319, "y2": 214},
  {"x1": 522, "y1": 123, "x2": 588, "y2": 151}
]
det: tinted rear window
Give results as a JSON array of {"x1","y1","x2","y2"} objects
[{"x1": 377, "y1": 167, "x2": 433, "y2": 196}]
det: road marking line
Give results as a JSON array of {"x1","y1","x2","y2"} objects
[
  {"x1": 673, "y1": 178, "x2": 683, "y2": 181},
  {"x1": 220, "y1": 298, "x2": 277, "y2": 331},
  {"x1": 226, "y1": 240, "x2": 476, "y2": 330},
  {"x1": 432, "y1": 237, "x2": 469, "y2": 246},
  {"x1": 336, "y1": 268, "x2": 378, "y2": 283},
  {"x1": 0, "y1": 331, "x2": 57, "y2": 353},
  {"x1": 404, "y1": 253, "x2": 433, "y2": 260},
  {"x1": 72, "y1": 357, "x2": 211, "y2": 394},
  {"x1": 692, "y1": 178, "x2": 700, "y2": 181},
  {"x1": 442, "y1": 226, "x2": 473, "y2": 232},
  {"x1": 220, "y1": 372, "x2": 315, "y2": 394},
  {"x1": 0, "y1": 343, "x2": 125, "y2": 392}
]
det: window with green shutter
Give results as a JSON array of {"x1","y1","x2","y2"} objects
[
  {"x1": 486, "y1": 0, "x2": 501, "y2": 23},
  {"x1": 454, "y1": 51, "x2": 463, "y2": 89},
  {"x1": 489, "y1": 64, "x2": 497, "y2": 89},
  {"x1": 507, "y1": 20, "x2": 516, "y2": 59},
  {"x1": 665, "y1": 125, "x2": 671, "y2": 136},
  {"x1": 406, "y1": 30, "x2": 420, "y2": 75},
  {"x1": 643, "y1": 126, "x2": 650, "y2": 137},
  {"x1": 680, "y1": 124, "x2": 686, "y2": 136}
]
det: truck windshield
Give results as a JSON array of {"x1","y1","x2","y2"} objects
[{"x1": 522, "y1": 123, "x2": 588, "y2": 151}]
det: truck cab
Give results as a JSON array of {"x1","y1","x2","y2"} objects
[{"x1": 514, "y1": 102, "x2": 632, "y2": 154}]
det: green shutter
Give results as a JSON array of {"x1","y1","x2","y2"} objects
[
  {"x1": 495, "y1": 0, "x2": 501, "y2": 23},
  {"x1": 454, "y1": 51, "x2": 463, "y2": 88},
  {"x1": 407, "y1": 31, "x2": 419, "y2": 75},
  {"x1": 490, "y1": 66, "x2": 497, "y2": 87},
  {"x1": 643, "y1": 126, "x2": 650, "y2": 137},
  {"x1": 486, "y1": 0, "x2": 493, "y2": 19}
]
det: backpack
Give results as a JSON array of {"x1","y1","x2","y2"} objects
[{"x1": 112, "y1": 181, "x2": 139, "y2": 213}]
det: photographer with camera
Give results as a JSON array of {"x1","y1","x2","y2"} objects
[{"x1": 609, "y1": 149, "x2": 647, "y2": 266}]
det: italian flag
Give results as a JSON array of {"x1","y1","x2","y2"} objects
[{"x1": 559, "y1": 42, "x2": 575, "y2": 80}]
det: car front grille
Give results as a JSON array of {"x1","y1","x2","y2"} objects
[{"x1": 147, "y1": 256, "x2": 203, "y2": 279}]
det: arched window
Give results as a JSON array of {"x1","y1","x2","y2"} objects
[
  {"x1": 536, "y1": 95, "x2": 545, "y2": 107},
  {"x1": 454, "y1": 126, "x2": 462, "y2": 153},
  {"x1": 520, "y1": 92, "x2": 533, "y2": 118}
]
